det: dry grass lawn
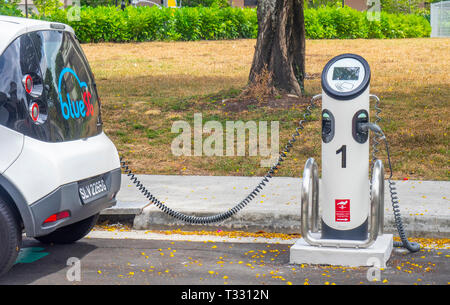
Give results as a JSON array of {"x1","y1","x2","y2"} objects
[{"x1": 82, "y1": 38, "x2": 449, "y2": 180}]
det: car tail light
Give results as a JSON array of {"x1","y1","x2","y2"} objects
[
  {"x1": 23, "y1": 74, "x2": 33, "y2": 94},
  {"x1": 43, "y1": 210, "x2": 70, "y2": 224},
  {"x1": 29, "y1": 102, "x2": 39, "y2": 122}
]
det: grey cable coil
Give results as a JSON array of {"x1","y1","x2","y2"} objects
[
  {"x1": 121, "y1": 95, "x2": 321, "y2": 225},
  {"x1": 369, "y1": 95, "x2": 420, "y2": 252}
]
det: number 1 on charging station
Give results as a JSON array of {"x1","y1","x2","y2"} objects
[{"x1": 336, "y1": 145, "x2": 347, "y2": 168}]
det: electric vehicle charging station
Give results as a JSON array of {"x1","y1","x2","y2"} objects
[
  {"x1": 0, "y1": 16, "x2": 121, "y2": 276},
  {"x1": 290, "y1": 54, "x2": 395, "y2": 268}
]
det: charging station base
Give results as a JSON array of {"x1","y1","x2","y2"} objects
[{"x1": 289, "y1": 234, "x2": 393, "y2": 268}]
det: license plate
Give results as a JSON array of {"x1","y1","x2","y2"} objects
[{"x1": 78, "y1": 177, "x2": 108, "y2": 204}]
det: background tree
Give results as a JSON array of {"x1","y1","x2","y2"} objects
[
  {"x1": 247, "y1": 0, "x2": 306, "y2": 97},
  {"x1": 0, "y1": 0, "x2": 23, "y2": 16},
  {"x1": 33, "y1": 0, "x2": 63, "y2": 17}
]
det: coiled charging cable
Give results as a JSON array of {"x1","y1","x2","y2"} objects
[
  {"x1": 121, "y1": 94, "x2": 321, "y2": 225},
  {"x1": 359, "y1": 120, "x2": 421, "y2": 253}
]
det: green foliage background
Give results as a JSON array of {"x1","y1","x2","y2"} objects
[
  {"x1": 1, "y1": 4, "x2": 431, "y2": 42},
  {"x1": 0, "y1": 0, "x2": 23, "y2": 16}
]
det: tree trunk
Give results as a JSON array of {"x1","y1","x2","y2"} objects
[{"x1": 248, "y1": 0, "x2": 306, "y2": 97}]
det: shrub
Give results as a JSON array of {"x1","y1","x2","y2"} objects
[
  {"x1": 304, "y1": 0, "x2": 342, "y2": 9},
  {"x1": 33, "y1": 0, "x2": 63, "y2": 17},
  {"x1": 18, "y1": 5, "x2": 430, "y2": 42},
  {"x1": 182, "y1": 0, "x2": 230, "y2": 8},
  {"x1": 0, "y1": 0, "x2": 23, "y2": 16},
  {"x1": 80, "y1": 0, "x2": 116, "y2": 7},
  {"x1": 304, "y1": 6, "x2": 430, "y2": 39}
]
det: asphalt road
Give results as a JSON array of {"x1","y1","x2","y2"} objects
[{"x1": 0, "y1": 232, "x2": 448, "y2": 287}]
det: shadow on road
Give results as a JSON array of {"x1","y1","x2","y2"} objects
[{"x1": 0, "y1": 238, "x2": 97, "y2": 285}]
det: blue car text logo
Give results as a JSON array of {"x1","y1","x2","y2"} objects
[{"x1": 58, "y1": 67, "x2": 94, "y2": 120}]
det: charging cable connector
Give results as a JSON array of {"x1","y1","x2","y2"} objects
[{"x1": 357, "y1": 122, "x2": 385, "y2": 140}]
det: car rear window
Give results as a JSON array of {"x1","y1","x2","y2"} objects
[{"x1": 0, "y1": 30, "x2": 102, "y2": 142}]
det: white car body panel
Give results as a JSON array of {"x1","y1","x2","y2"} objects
[
  {"x1": 3, "y1": 132, "x2": 120, "y2": 205},
  {"x1": 0, "y1": 125, "x2": 24, "y2": 174}
]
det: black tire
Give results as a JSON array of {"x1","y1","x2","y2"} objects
[
  {"x1": 0, "y1": 197, "x2": 22, "y2": 277},
  {"x1": 35, "y1": 213, "x2": 99, "y2": 244}
]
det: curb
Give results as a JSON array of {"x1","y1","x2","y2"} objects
[{"x1": 100, "y1": 175, "x2": 450, "y2": 238}]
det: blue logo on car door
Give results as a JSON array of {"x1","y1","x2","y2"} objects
[{"x1": 58, "y1": 67, "x2": 94, "y2": 120}]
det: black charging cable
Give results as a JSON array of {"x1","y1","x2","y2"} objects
[
  {"x1": 121, "y1": 95, "x2": 321, "y2": 225},
  {"x1": 358, "y1": 122, "x2": 421, "y2": 253}
]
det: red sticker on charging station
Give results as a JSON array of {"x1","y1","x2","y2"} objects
[{"x1": 335, "y1": 199, "x2": 350, "y2": 222}]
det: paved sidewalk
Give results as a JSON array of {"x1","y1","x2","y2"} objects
[{"x1": 101, "y1": 174, "x2": 450, "y2": 238}]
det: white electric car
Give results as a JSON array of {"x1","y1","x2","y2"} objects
[{"x1": 0, "y1": 16, "x2": 121, "y2": 276}]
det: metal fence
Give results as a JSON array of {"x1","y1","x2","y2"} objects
[{"x1": 431, "y1": 1, "x2": 450, "y2": 37}]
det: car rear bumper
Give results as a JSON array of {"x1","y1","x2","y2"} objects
[
  {"x1": 3, "y1": 132, "x2": 121, "y2": 206},
  {"x1": 29, "y1": 168, "x2": 121, "y2": 237}
]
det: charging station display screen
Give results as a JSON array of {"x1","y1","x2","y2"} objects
[{"x1": 332, "y1": 67, "x2": 360, "y2": 81}]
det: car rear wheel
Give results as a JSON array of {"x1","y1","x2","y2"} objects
[
  {"x1": 0, "y1": 197, "x2": 22, "y2": 277},
  {"x1": 35, "y1": 213, "x2": 99, "y2": 244}
]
